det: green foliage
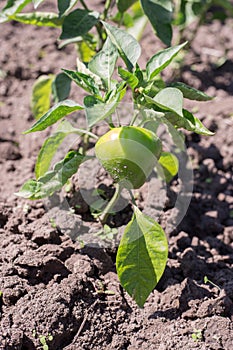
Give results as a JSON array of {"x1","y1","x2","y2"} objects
[
  {"x1": 58, "y1": 0, "x2": 79, "y2": 17},
  {"x1": 191, "y1": 329, "x2": 203, "y2": 342},
  {"x1": 4, "y1": 0, "x2": 216, "y2": 307},
  {"x1": 52, "y1": 73, "x2": 71, "y2": 103},
  {"x1": 24, "y1": 100, "x2": 84, "y2": 133},
  {"x1": 102, "y1": 21, "x2": 141, "y2": 71},
  {"x1": 169, "y1": 82, "x2": 213, "y2": 101},
  {"x1": 157, "y1": 151, "x2": 179, "y2": 183},
  {"x1": 140, "y1": 0, "x2": 173, "y2": 45},
  {"x1": 34, "y1": 119, "x2": 96, "y2": 179},
  {"x1": 0, "y1": 0, "x2": 31, "y2": 23},
  {"x1": 116, "y1": 206, "x2": 168, "y2": 307},
  {"x1": 146, "y1": 42, "x2": 187, "y2": 80},
  {"x1": 60, "y1": 9, "x2": 99, "y2": 39},
  {"x1": 88, "y1": 37, "x2": 118, "y2": 89},
  {"x1": 9, "y1": 12, "x2": 63, "y2": 27},
  {"x1": 62, "y1": 69, "x2": 101, "y2": 96},
  {"x1": 117, "y1": 0, "x2": 137, "y2": 13},
  {"x1": 31, "y1": 75, "x2": 54, "y2": 120},
  {"x1": 39, "y1": 333, "x2": 53, "y2": 350},
  {"x1": 16, "y1": 151, "x2": 87, "y2": 199}
]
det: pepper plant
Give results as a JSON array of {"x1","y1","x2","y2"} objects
[{"x1": 2, "y1": 0, "x2": 214, "y2": 307}]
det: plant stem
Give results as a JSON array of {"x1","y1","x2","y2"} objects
[
  {"x1": 95, "y1": 0, "x2": 114, "y2": 50},
  {"x1": 130, "y1": 111, "x2": 139, "y2": 126},
  {"x1": 80, "y1": 0, "x2": 90, "y2": 11},
  {"x1": 82, "y1": 134, "x2": 89, "y2": 155},
  {"x1": 99, "y1": 183, "x2": 121, "y2": 224},
  {"x1": 128, "y1": 188, "x2": 137, "y2": 206},
  {"x1": 103, "y1": 0, "x2": 113, "y2": 20},
  {"x1": 95, "y1": 22, "x2": 104, "y2": 50}
]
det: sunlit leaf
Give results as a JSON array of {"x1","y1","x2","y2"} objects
[
  {"x1": 146, "y1": 42, "x2": 187, "y2": 80},
  {"x1": 58, "y1": 0, "x2": 79, "y2": 17},
  {"x1": 9, "y1": 12, "x2": 63, "y2": 27},
  {"x1": 16, "y1": 151, "x2": 87, "y2": 199},
  {"x1": 146, "y1": 87, "x2": 184, "y2": 117},
  {"x1": 157, "y1": 151, "x2": 179, "y2": 182},
  {"x1": 31, "y1": 75, "x2": 54, "y2": 119},
  {"x1": 52, "y1": 73, "x2": 71, "y2": 103},
  {"x1": 85, "y1": 96, "x2": 120, "y2": 128},
  {"x1": 169, "y1": 82, "x2": 213, "y2": 101},
  {"x1": 118, "y1": 67, "x2": 139, "y2": 90},
  {"x1": 35, "y1": 119, "x2": 96, "y2": 178},
  {"x1": 102, "y1": 21, "x2": 141, "y2": 71},
  {"x1": 0, "y1": 0, "x2": 30, "y2": 23},
  {"x1": 88, "y1": 37, "x2": 118, "y2": 89},
  {"x1": 116, "y1": 0, "x2": 137, "y2": 12},
  {"x1": 140, "y1": 0, "x2": 173, "y2": 45},
  {"x1": 60, "y1": 9, "x2": 99, "y2": 39},
  {"x1": 116, "y1": 206, "x2": 168, "y2": 307},
  {"x1": 24, "y1": 100, "x2": 84, "y2": 133},
  {"x1": 182, "y1": 109, "x2": 214, "y2": 135}
]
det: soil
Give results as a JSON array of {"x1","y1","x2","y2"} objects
[{"x1": 0, "y1": 1, "x2": 233, "y2": 349}]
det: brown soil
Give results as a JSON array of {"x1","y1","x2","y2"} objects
[{"x1": 0, "y1": 2, "x2": 233, "y2": 350}]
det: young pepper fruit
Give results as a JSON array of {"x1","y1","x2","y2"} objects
[{"x1": 95, "y1": 126, "x2": 162, "y2": 189}]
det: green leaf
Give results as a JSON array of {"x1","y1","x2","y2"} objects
[
  {"x1": 60, "y1": 9, "x2": 99, "y2": 39},
  {"x1": 35, "y1": 119, "x2": 75, "y2": 178},
  {"x1": 31, "y1": 75, "x2": 54, "y2": 120},
  {"x1": 0, "y1": 0, "x2": 30, "y2": 23},
  {"x1": 134, "y1": 64, "x2": 144, "y2": 84},
  {"x1": 9, "y1": 12, "x2": 63, "y2": 27},
  {"x1": 164, "y1": 109, "x2": 214, "y2": 136},
  {"x1": 16, "y1": 151, "x2": 86, "y2": 199},
  {"x1": 140, "y1": 0, "x2": 173, "y2": 45},
  {"x1": 52, "y1": 73, "x2": 71, "y2": 103},
  {"x1": 157, "y1": 151, "x2": 179, "y2": 182},
  {"x1": 58, "y1": 0, "x2": 79, "y2": 17},
  {"x1": 62, "y1": 69, "x2": 100, "y2": 96},
  {"x1": 88, "y1": 37, "x2": 118, "y2": 89},
  {"x1": 141, "y1": 110, "x2": 185, "y2": 151},
  {"x1": 169, "y1": 82, "x2": 213, "y2": 101},
  {"x1": 85, "y1": 95, "x2": 120, "y2": 128},
  {"x1": 162, "y1": 117, "x2": 185, "y2": 151},
  {"x1": 15, "y1": 179, "x2": 40, "y2": 199},
  {"x1": 118, "y1": 67, "x2": 139, "y2": 90},
  {"x1": 215, "y1": 0, "x2": 233, "y2": 15},
  {"x1": 149, "y1": 87, "x2": 184, "y2": 117},
  {"x1": 24, "y1": 100, "x2": 84, "y2": 133},
  {"x1": 35, "y1": 119, "x2": 96, "y2": 179},
  {"x1": 182, "y1": 109, "x2": 214, "y2": 135},
  {"x1": 77, "y1": 38, "x2": 96, "y2": 63},
  {"x1": 116, "y1": 206, "x2": 168, "y2": 307},
  {"x1": 102, "y1": 21, "x2": 141, "y2": 71},
  {"x1": 146, "y1": 42, "x2": 187, "y2": 80},
  {"x1": 144, "y1": 76, "x2": 166, "y2": 98},
  {"x1": 32, "y1": 0, "x2": 45, "y2": 9},
  {"x1": 117, "y1": 0, "x2": 137, "y2": 12}
]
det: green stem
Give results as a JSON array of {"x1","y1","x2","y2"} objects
[
  {"x1": 130, "y1": 112, "x2": 139, "y2": 126},
  {"x1": 80, "y1": 129, "x2": 99, "y2": 140},
  {"x1": 96, "y1": 0, "x2": 114, "y2": 50},
  {"x1": 103, "y1": 0, "x2": 113, "y2": 20},
  {"x1": 82, "y1": 134, "x2": 89, "y2": 155},
  {"x1": 128, "y1": 188, "x2": 137, "y2": 206},
  {"x1": 99, "y1": 183, "x2": 122, "y2": 224},
  {"x1": 95, "y1": 22, "x2": 104, "y2": 50},
  {"x1": 80, "y1": 0, "x2": 90, "y2": 11}
]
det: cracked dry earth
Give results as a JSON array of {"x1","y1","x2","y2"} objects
[{"x1": 0, "y1": 3, "x2": 233, "y2": 350}]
